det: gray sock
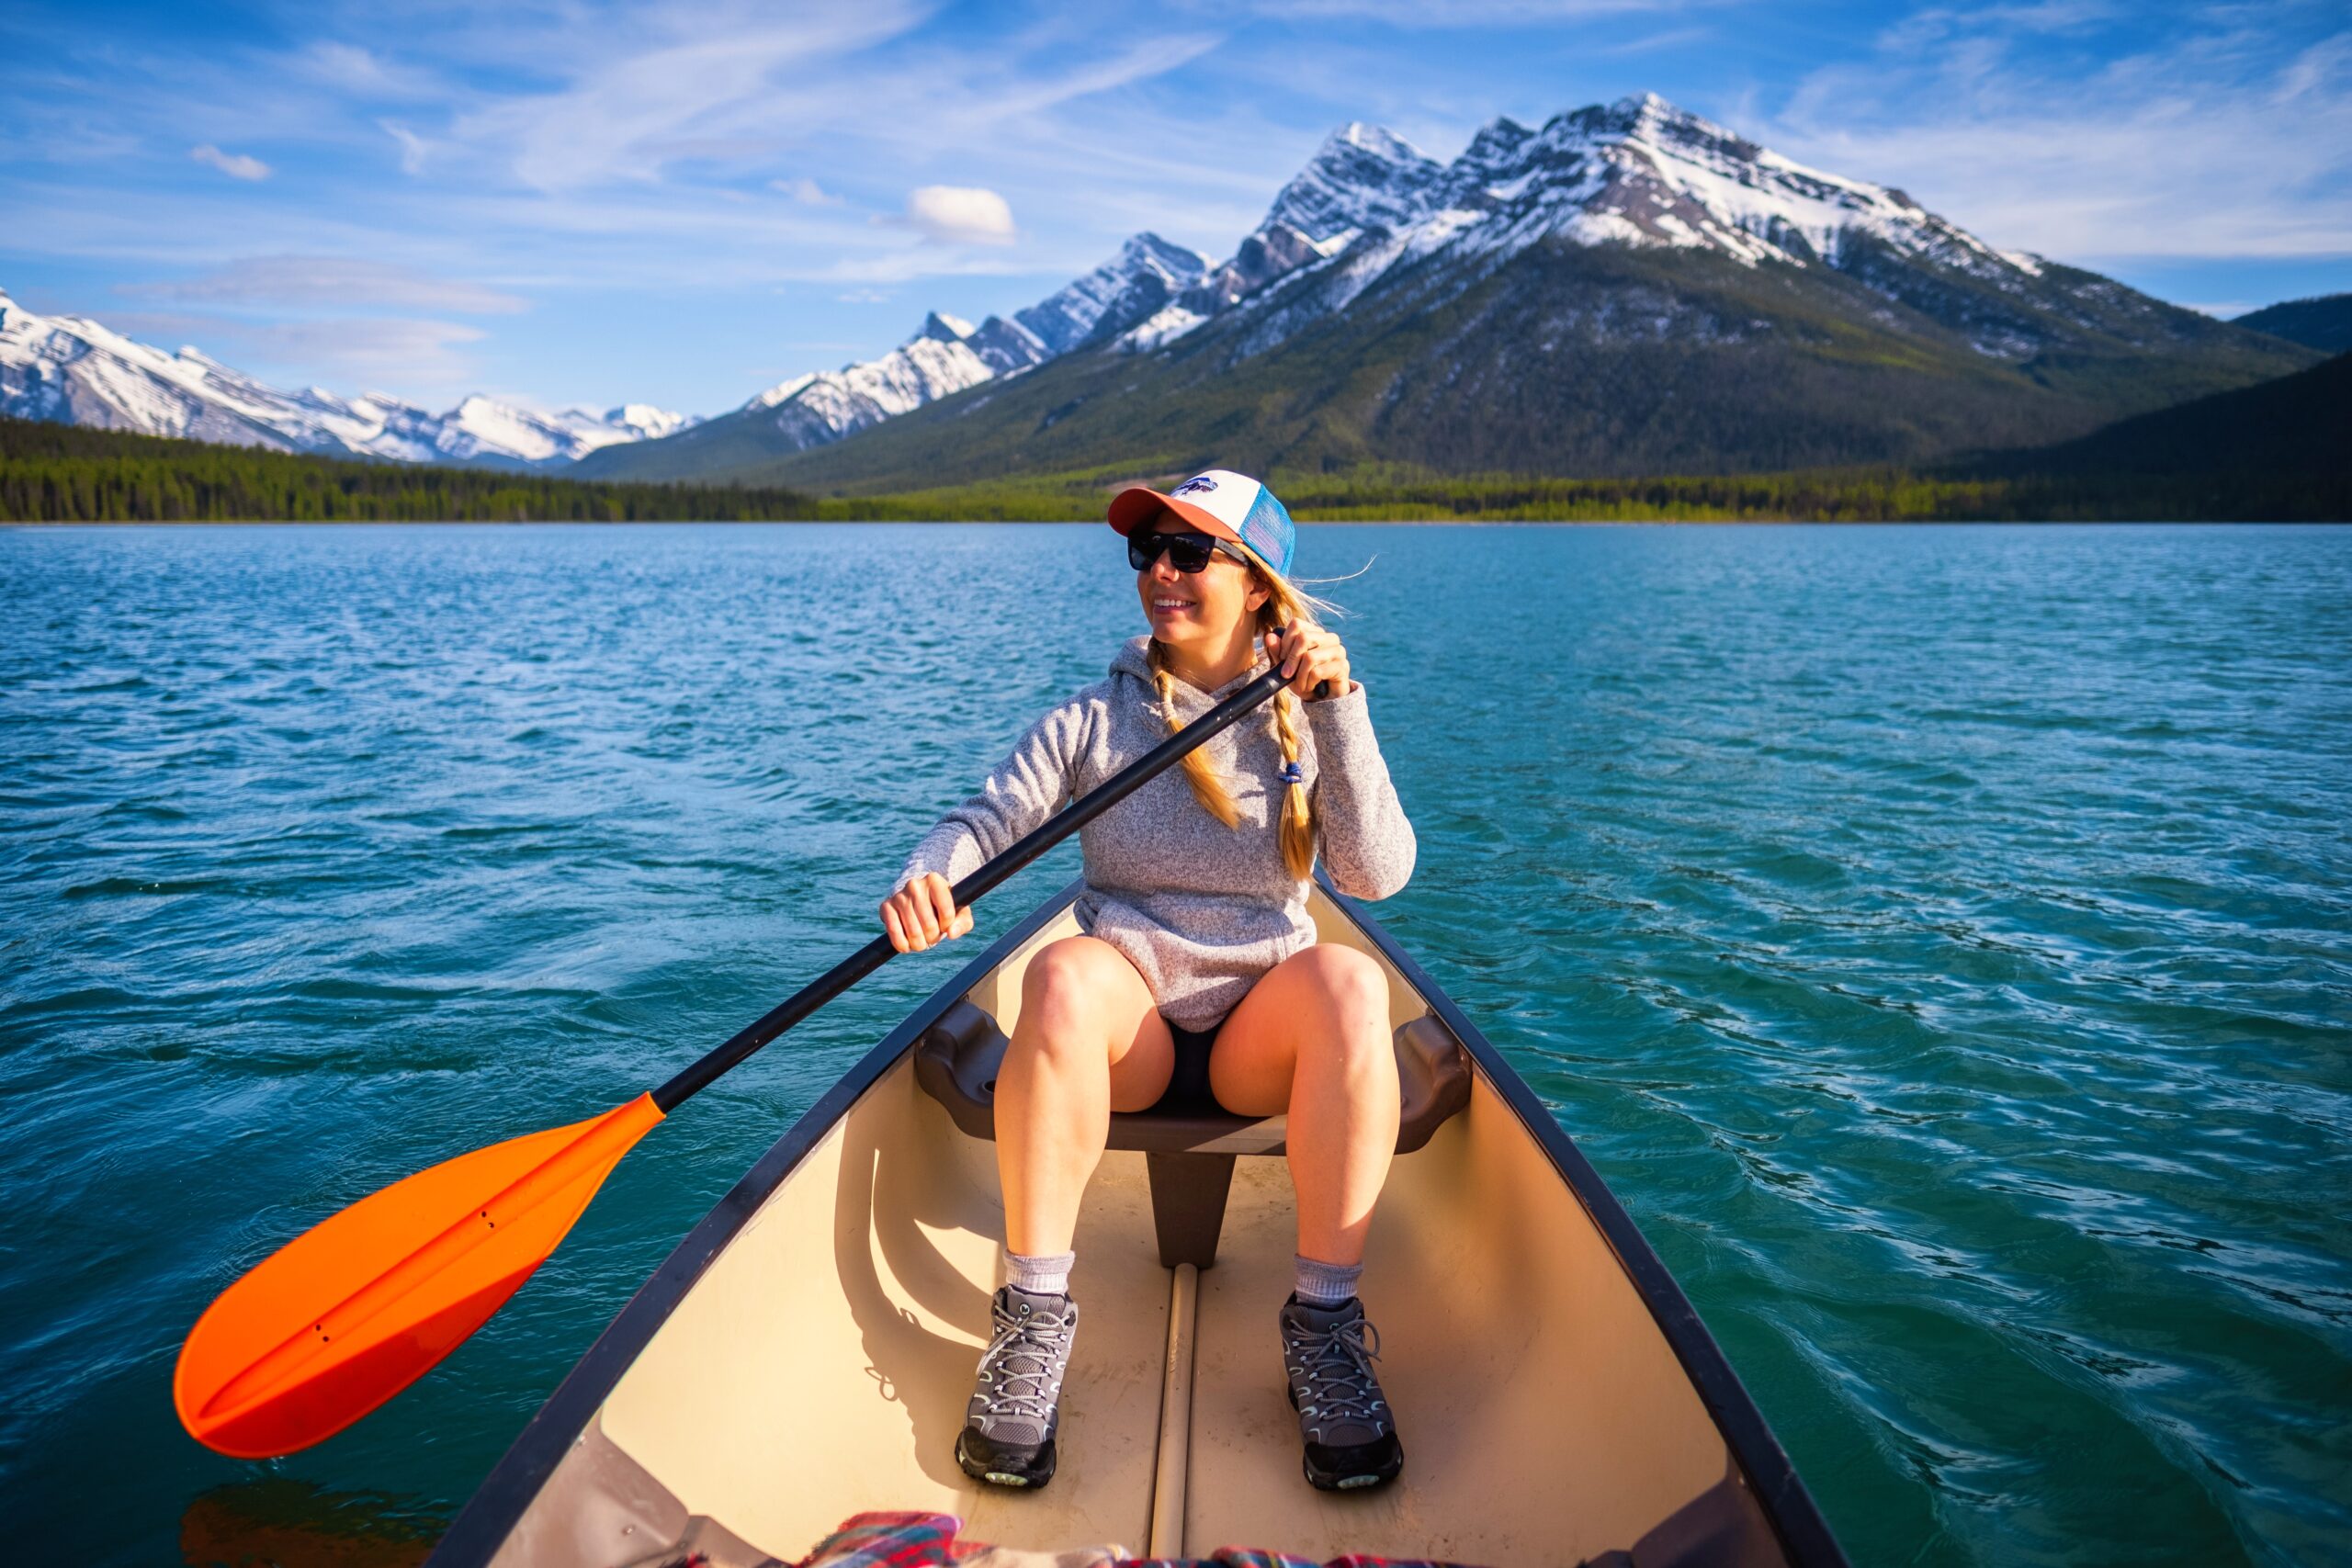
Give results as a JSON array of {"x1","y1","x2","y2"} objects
[
  {"x1": 1006, "y1": 1249, "x2": 1074, "y2": 1298},
  {"x1": 1294, "y1": 1253, "x2": 1363, "y2": 1307}
]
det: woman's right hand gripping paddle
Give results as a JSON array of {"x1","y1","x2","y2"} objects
[{"x1": 881, "y1": 872, "x2": 974, "y2": 953}]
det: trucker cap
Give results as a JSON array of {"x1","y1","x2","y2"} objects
[{"x1": 1107, "y1": 469, "x2": 1295, "y2": 577}]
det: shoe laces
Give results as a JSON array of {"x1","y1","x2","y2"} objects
[
  {"x1": 974, "y1": 1298, "x2": 1071, "y2": 1422},
  {"x1": 1289, "y1": 1313, "x2": 1387, "y2": 1427}
]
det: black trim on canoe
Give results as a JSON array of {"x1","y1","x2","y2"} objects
[
  {"x1": 1315, "y1": 872, "x2": 1847, "y2": 1568},
  {"x1": 430, "y1": 884, "x2": 1080, "y2": 1567},
  {"x1": 434, "y1": 874, "x2": 1846, "y2": 1568}
]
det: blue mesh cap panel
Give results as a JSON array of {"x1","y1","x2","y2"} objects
[{"x1": 1238, "y1": 484, "x2": 1295, "y2": 576}]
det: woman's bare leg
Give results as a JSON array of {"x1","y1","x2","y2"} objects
[
  {"x1": 1207, "y1": 943, "x2": 1399, "y2": 1264},
  {"x1": 994, "y1": 935, "x2": 1175, "y2": 1258}
]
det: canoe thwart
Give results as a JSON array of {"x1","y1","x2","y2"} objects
[{"x1": 912, "y1": 999, "x2": 1472, "y2": 1266}]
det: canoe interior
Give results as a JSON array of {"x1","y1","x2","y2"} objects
[{"x1": 481, "y1": 887, "x2": 1793, "y2": 1567}]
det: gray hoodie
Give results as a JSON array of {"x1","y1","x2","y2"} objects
[{"x1": 894, "y1": 634, "x2": 1416, "y2": 1030}]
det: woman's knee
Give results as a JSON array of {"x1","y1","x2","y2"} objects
[
  {"x1": 1292, "y1": 946, "x2": 1395, "y2": 1073},
  {"x1": 1295, "y1": 944, "x2": 1391, "y2": 1027},
  {"x1": 1016, "y1": 937, "x2": 1134, "y2": 1055}
]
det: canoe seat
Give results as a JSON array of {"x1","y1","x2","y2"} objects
[{"x1": 913, "y1": 999, "x2": 1471, "y2": 1268}]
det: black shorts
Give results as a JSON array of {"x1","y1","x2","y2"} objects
[{"x1": 1149, "y1": 1010, "x2": 1228, "y2": 1114}]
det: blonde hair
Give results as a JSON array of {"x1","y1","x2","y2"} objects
[{"x1": 1144, "y1": 547, "x2": 1344, "y2": 882}]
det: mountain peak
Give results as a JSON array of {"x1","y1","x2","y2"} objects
[
  {"x1": 1322, "y1": 121, "x2": 1428, "y2": 163},
  {"x1": 912, "y1": 310, "x2": 977, "y2": 345},
  {"x1": 1261, "y1": 121, "x2": 1443, "y2": 245},
  {"x1": 1119, "y1": 232, "x2": 1210, "y2": 274}
]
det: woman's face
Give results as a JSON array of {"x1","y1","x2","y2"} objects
[{"x1": 1137, "y1": 510, "x2": 1267, "y2": 651}]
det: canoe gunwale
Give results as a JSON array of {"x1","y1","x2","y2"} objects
[
  {"x1": 427, "y1": 880, "x2": 1086, "y2": 1568},
  {"x1": 1315, "y1": 873, "x2": 1849, "y2": 1568},
  {"x1": 433, "y1": 872, "x2": 1847, "y2": 1568}
]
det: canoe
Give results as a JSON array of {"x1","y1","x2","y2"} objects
[{"x1": 431, "y1": 874, "x2": 1845, "y2": 1568}]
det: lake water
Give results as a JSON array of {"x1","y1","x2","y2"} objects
[{"x1": 2, "y1": 523, "x2": 2346, "y2": 1566}]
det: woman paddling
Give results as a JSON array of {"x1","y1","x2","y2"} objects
[{"x1": 880, "y1": 470, "x2": 1417, "y2": 1495}]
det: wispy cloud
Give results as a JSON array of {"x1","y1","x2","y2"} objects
[
  {"x1": 773, "y1": 176, "x2": 843, "y2": 205},
  {"x1": 121, "y1": 255, "x2": 526, "y2": 313},
  {"x1": 1245, "y1": 0, "x2": 1720, "y2": 17},
  {"x1": 380, "y1": 120, "x2": 429, "y2": 175},
  {"x1": 101, "y1": 310, "x2": 488, "y2": 389},
  {"x1": 449, "y1": 6, "x2": 930, "y2": 192},
  {"x1": 189, "y1": 143, "x2": 270, "y2": 180},
  {"x1": 1760, "y1": 10, "x2": 2352, "y2": 262}
]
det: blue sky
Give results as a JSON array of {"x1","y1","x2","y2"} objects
[{"x1": 5, "y1": 1, "x2": 2346, "y2": 416}]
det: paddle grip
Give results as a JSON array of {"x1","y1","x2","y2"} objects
[{"x1": 652, "y1": 663, "x2": 1310, "y2": 1112}]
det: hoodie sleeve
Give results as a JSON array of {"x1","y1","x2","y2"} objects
[
  {"x1": 1303, "y1": 680, "x2": 1416, "y2": 900},
  {"x1": 893, "y1": 695, "x2": 1091, "y2": 897}
]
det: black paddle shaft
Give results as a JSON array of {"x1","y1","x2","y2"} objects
[{"x1": 651, "y1": 664, "x2": 1317, "y2": 1112}]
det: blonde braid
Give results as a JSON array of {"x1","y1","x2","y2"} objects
[
  {"x1": 1249, "y1": 562, "x2": 1323, "y2": 881},
  {"x1": 1148, "y1": 637, "x2": 1239, "y2": 828},
  {"x1": 1143, "y1": 543, "x2": 1339, "y2": 881},
  {"x1": 1267, "y1": 682, "x2": 1314, "y2": 880}
]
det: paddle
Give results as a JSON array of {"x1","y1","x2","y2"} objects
[{"x1": 175, "y1": 662, "x2": 1310, "y2": 1459}]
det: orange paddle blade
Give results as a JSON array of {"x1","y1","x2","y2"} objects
[{"x1": 175, "y1": 1093, "x2": 663, "y2": 1458}]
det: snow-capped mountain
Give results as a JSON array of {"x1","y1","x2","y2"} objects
[
  {"x1": 0, "y1": 286, "x2": 691, "y2": 468},
  {"x1": 1010, "y1": 234, "x2": 1211, "y2": 356},
  {"x1": 1261, "y1": 122, "x2": 1445, "y2": 248},
  {"x1": 742, "y1": 316, "x2": 999, "y2": 451},
  {"x1": 719, "y1": 92, "x2": 2307, "y2": 491},
  {"x1": 741, "y1": 237, "x2": 1210, "y2": 455},
  {"x1": 1115, "y1": 93, "x2": 2055, "y2": 364},
  {"x1": 589, "y1": 235, "x2": 1216, "y2": 475}
]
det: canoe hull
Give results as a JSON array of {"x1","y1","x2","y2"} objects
[{"x1": 435, "y1": 878, "x2": 1842, "y2": 1567}]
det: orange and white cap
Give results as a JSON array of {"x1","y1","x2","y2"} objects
[{"x1": 1107, "y1": 468, "x2": 1296, "y2": 576}]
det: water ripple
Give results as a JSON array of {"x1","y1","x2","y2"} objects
[{"x1": 1, "y1": 523, "x2": 2347, "y2": 1565}]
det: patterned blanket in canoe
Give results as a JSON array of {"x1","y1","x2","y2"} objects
[{"x1": 788, "y1": 1510, "x2": 1481, "y2": 1568}]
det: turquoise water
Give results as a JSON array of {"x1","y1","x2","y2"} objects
[{"x1": 2, "y1": 523, "x2": 2347, "y2": 1565}]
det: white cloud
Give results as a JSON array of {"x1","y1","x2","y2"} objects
[
  {"x1": 837, "y1": 287, "x2": 893, "y2": 302},
  {"x1": 772, "y1": 176, "x2": 843, "y2": 205},
  {"x1": 902, "y1": 184, "x2": 1017, "y2": 244},
  {"x1": 189, "y1": 143, "x2": 269, "y2": 181},
  {"x1": 121, "y1": 255, "x2": 526, "y2": 313}
]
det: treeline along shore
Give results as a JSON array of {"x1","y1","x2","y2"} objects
[
  {"x1": 5, "y1": 349, "x2": 2346, "y2": 526},
  {"x1": 0, "y1": 418, "x2": 822, "y2": 523}
]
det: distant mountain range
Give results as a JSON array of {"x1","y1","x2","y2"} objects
[
  {"x1": 2233, "y1": 293, "x2": 2352, "y2": 355},
  {"x1": 0, "y1": 287, "x2": 692, "y2": 468},
  {"x1": 4, "y1": 94, "x2": 2325, "y2": 487}
]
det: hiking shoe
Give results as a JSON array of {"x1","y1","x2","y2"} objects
[
  {"x1": 956, "y1": 1285, "x2": 1079, "y2": 1489},
  {"x1": 1279, "y1": 1292, "x2": 1404, "y2": 1492}
]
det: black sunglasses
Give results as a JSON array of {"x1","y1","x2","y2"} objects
[{"x1": 1128, "y1": 528, "x2": 1249, "y2": 574}]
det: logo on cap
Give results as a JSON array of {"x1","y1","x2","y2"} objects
[{"x1": 1172, "y1": 475, "x2": 1218, "y2": 496}]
